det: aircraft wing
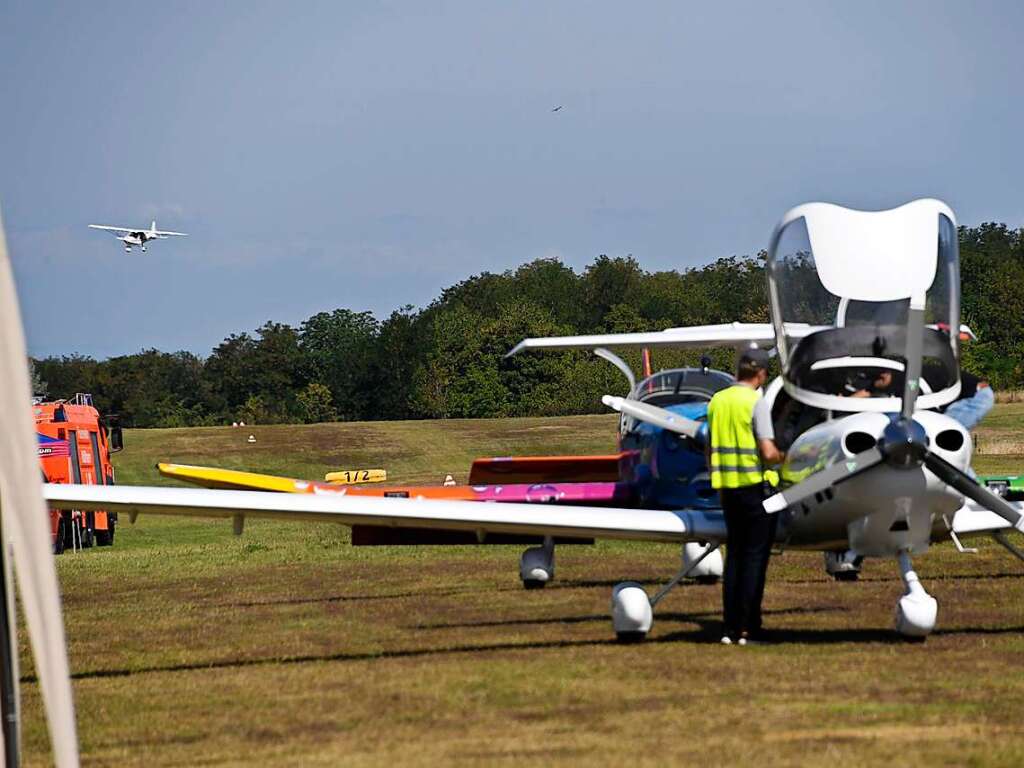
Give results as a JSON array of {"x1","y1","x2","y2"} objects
[
  {"x1": 950, "y1": 500, "x2": 1024, "y2": 536},
  {"x1": 88, "y1": 224, "x2": 135, "y2": 234},
  {"x1": 506, "y1": 322, "x2": 827, "y2": 356},
  {"x1": 153, "y1": 230, "x2": 187, "y2": 236},
  {"x1": 43, "y1": 483, "x2": 726, "y2": 544},
  {"x1": 158, "y1": 462, "x2": 326, "y2": 492}
]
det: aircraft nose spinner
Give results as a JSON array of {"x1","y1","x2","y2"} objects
[{"x1": 880, "y1": 417, "x2": 929, "y2": 469}]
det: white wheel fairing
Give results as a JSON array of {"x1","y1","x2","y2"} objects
[
  {"x1": 611, "y1": 583, "x2": 653, "y2": 638},
  {"x1": 683, "y1": 542, "x2": 723, "y2": 580},
  {"x1": 519, "y1": 543, "x2": 554, "y2": 584},
  {"x1": 895, "y1": 591, "x2": 937, "y2": 637}
]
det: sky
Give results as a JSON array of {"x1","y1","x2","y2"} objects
[{"x1": 2, "y1": 1, "x2": 1022, "y2": 358}]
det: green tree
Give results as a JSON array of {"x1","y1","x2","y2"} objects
[
  {"x1": 581, "y1": 255, "x2": 644, "y2": 331},
  {"x1": 371, "y1": 306, "x2": 425, "y2": 420},
  {"x1": 300, "y1": 309, "x2": 379, "y2": 420},
  {"x1": 296, "y1": 382, "x2": 337, "y2": 424},
  {"x1": 28, "y1": 358, "x2": 47, "y2": 398}
]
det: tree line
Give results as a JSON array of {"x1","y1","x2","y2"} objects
[{"x1": 32, "y1": 223, "x2": 1024, "y2": 427}]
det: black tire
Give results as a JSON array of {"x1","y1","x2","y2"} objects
[
  {"x1": 95, "y1": 521, "x2": 115, "y2": 547},
  {"x1": 615, "y1": 631, "x2": 646, "y2": 644},
  {"x1": 61, "y1": 513, "x2": 76, "y2": 551},
  {"x1": 53, "y1": 516, "x2": 66, "y2": 556},
  {"x1": 97, "y1": 524, "x2": 114, "y2": 548}
]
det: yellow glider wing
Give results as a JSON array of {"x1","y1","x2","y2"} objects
[{"x1": 157, "y1": 463, "x2": 324, "y2": 493}]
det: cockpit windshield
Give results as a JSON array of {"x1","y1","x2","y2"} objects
[
  {"x1": 631, "y1": 368, "x2": 733, "y2": 407},
  {"x1": 767, "y1": 200, "x2": 961, "y2": 412}
]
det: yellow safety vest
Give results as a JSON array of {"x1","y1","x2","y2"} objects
[{"x1": 707, "y1": 384, "x2": 764, "y2": 490}]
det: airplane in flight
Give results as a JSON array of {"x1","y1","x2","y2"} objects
[
  {"x1": 88, "y1": 220, "x2": 187, "y2": 253},
  {"x1": 45, "y1": 198, "x2": 1024, "y2": 649}
]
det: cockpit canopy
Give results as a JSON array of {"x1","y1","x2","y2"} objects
[
  {"x1": 767, "y1": 199, "x2": 961, "y2": 412},
  {"x1": 631, "y1": 368, "x2": 733, "y2": 407}
]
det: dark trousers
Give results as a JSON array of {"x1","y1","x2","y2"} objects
[{"x1": 720, "y1": 484, "x2": 778, "y2": 638}]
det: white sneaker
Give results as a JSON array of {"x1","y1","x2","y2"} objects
[
  {"x1": 737, "y1": 636, "x2": 748, "y2": 646},
  {"x1": 720, "y1": 635, "x2": 734, "y2": 645}
]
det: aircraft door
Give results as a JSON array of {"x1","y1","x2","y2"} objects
[{"x1": 67, "y1": 430, "x2": 82, "y2": 484}]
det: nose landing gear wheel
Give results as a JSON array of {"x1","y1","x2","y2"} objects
[{"x1": 894, "y1": 551, "x2": 937, "y2": 639}]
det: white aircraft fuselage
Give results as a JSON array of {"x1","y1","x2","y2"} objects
[
  {"x1": 779, "y1": 409, "x2": 970, "y2": 555},
  {"x1": 119, "y1": 231, "x2": 151, "y2": 250},
  {"x1": 88, "y1": 221, "x2": 187, "y2": 253}
]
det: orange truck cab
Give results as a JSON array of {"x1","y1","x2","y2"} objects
[{"x1": 33, "y1": 393, "x2": 123, "y2": 554}]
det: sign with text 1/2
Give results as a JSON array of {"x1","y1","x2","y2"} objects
[{"x1": 324, "y1": 469, "x2": 388, "y2": 485}]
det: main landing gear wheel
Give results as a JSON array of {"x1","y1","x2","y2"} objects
[
  {"x1": 894, "y1": 551, "x2": 937, "y2": 640},
  {"x1": 520, "y1": 536, "x2": 555, "y2": 590},
  {"x1": 825, "y1": 550, "x2": 863, "y2": 582},
  {"x1": 611, "y1": 582, "x2": 653, "y2": 643},
  {"x1": 684, "y1": 542, "x2": 723, "y2": 585},
  {"x1": 609, "y1": 543, "x2": 720, "y2": 643}
]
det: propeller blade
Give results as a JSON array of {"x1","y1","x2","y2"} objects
[
  {"x1": 901, "y1": 303, "x2": 926, "y2": 420},
  {"x1": 763, "y1": 447, "x2": 884, "y2": 514},
  {"x1": 601, "y1": 395, "x2": 703, "y2": 440},
  {"x1": 924, "y1": 452, "x2": 1024, "y2": 532}
]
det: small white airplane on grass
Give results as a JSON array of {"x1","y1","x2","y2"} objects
[{"x1": 88, "y1": 221, "x2": 187, "y2": 253}]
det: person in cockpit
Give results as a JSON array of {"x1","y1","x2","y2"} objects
[
  {"x1": 844, "y1": 369, "x2": 895, "y2": 398},
  {"x1": 842, "y1": 364, "x2": 993, "y2": 430}
]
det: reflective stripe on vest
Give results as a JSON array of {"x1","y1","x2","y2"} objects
[{"x1": 707, "y1": 384, "x2": 763, "y2": 489}]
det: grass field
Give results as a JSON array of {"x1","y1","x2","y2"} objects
[{"x1": 17, "y1": 411, "x2": 1024, "y2": 766}]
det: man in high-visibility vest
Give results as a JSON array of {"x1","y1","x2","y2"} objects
[{"x1": 707, "y1": 347, "x2": 785, "y2": 646}]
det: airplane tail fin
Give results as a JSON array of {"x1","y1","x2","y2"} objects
[{"x1": 151, "y1": 220, "x2": 157, "y2": 234}]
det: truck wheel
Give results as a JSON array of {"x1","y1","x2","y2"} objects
[
  {"x1": 96, "y1": 522, "x2": 115, "y2": 547},
  {"x1": 61, "y1": 514, "x2": 76, "y2": 551},
  {"x1": 53, "y1": 517, "x2": 66, "y2": 555}
]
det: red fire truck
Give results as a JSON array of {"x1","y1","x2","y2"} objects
[{"x1": 34, "y1": 394, "x2": 123, "y2": 554}]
